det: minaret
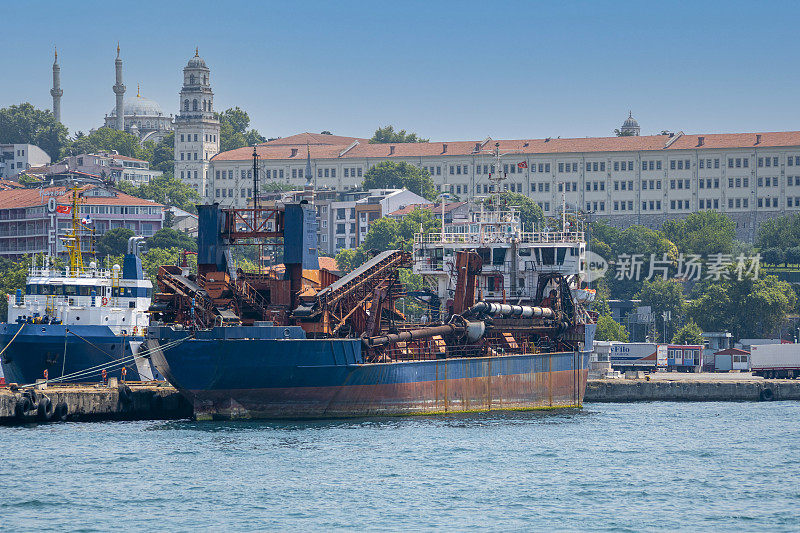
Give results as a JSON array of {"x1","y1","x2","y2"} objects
[
  {"x1": 113, "y1": 43, "x2": 125, "y2": 131},
  {"x1": 50, "y1": 47, "x2": 63, "y2": 124},
  {"x1": 304, "y1": 143, "x2": 314, "y2": 204}
]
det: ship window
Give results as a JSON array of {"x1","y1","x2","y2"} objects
[
  {"x1": 477, "y1": 248, "x2": 491, "y2": 263},
  {"x1": 541, "y1": 248, "x2": 555, "y2": 265},
  {"x1": 519, "y1": 248, "x2": 531, "y2": 257},
  {"x1": 64, "y1": 285, "x2": 78, "y2": 296},
  {"x1": 492, "y1": 248, "x2": 507, "y2": 265},
  {"x1": 556, "y1": 248, "x2": 567, "y2": 265}
]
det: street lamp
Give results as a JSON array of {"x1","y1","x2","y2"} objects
[{"x1": 437, "y1": 192, "x2": 451, "y2": 242}]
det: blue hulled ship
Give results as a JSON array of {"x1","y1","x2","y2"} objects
[{"x1": 146, "y1": 184, "x2": 594, "y2": 419}]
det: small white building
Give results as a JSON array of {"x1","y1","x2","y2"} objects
[
  {"x1": 46, "y1": 152, "x2": 161, "y2": 185},
  {"x1": 0, "y1": 144, "x2": 51, "y2": 179}
]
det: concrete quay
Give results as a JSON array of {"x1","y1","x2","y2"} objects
[
  {"x1": 0, "y1": 382, "x2": 192, "y2": 424},
  {"x1": 585, "y1": 373, "x2": 800, "y2": 402}
]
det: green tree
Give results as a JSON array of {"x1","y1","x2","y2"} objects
[
  {"x1": 661, "y1": 211, "x2": 737, "y2": 256},
  {"x1": 362, "y1": 161, "x2": 437, "y2": 200},
  {"x1": 62, "y1": 127, "x2": 145, "y2": 160},
  {"x1": 369, "y1": 125, "x2": 429, "y2": 144},
  {"x1": 787, "y1": 246, "x2": 800, "y2": 266},
  {"x1": 689, "y1": 271, "x2": 797, "y2": 339},
  {"x1": 595, "y1": 314, "x2": 629, "y2": 342},
  {"x1": 334, "y1": 248, "x2": 369, "y2": 274},
  {"x1": 635, "y1": 278, "x2": 685, "y2": 341},
  {"x1": 98, "y1": 228, "x2": 134, "y2": 256},
  {"x1": 147, "y1": 227, "x2": 196, "y2": 252},
  {"x1": 361, "y1": 218, "x2": 398, "y2": 251},
  {"x1": 140, "y1": 247, "x2": 195, "y2": 285},
  {"x1": 757, "y1": 213, "x2": 800, "y2": 249},
  {"x1": 147, "y1": 131, "x2": 175, "y2": 173},
  {"x1": 134, "y1": 173, "x2": 199, "y2": 212},
  {"x1": 0, "y1": 256, "x2": 32, "y2": 320},
  {"x1": 320, "y1": 131, "x2": 332, "y2": 135},
  {"x1": 763, "y1": 247, "x2": 785, "y2": 266},
  {"x1": 605, "y1": 225, "x2": 678, "y2": 299},
  {"x1": 494, "y1": 192, "x2": 544, "y2": 230},
  {"x1": 216, "y1": 107, "x2": 266, "y2": 152},
  {"x1": 613, "y1": 129, "x2": 635, "y2": 137},
  {"x1": 672, "y1": 320, "x2": 703, "y2": 344},
  {"x1": 18, "y1": 174, "x2": 43, "y2": 187},
  {"x1": 0, "y1": 103, "x2": 69, "y2": 160},
  {"x1": 115, "y1": 181, "x2": 136, "y2": 195}
]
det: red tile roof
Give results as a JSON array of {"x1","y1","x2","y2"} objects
[
  {"x1": 111, "y1": 154, "x2": 149, "y2": 162},
  {"x1": 318, "y1": 256, "x2": 338, "y2": 271},
  {"x1": 0, "y1": 180, "x2": 25, "y2": 190},
  {"x1": 261, "y1": 132, "x2": 367, "y2": 147},
  {"x1": 388, "y1": 201, "x2": 467, "y2": 217},
  {"x1": 213, "y1": 131, "x2": 800, "y2": 162},
  {"x1": 0, "y1": 185, "x2": 163, "y2": 210}
]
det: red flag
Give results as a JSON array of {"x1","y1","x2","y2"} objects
[
  {"x1": 56, "y1": 205, "x2": 71, "y2": 214},
  {"x1": 518, "y1": 161, "x2": 528, "y2": 169}
]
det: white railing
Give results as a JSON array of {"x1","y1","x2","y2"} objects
[
  {"x1": 27, "y1": 267, "x2": 116, "y2": 279},
  {"x1": 414, "y1": 230, "x2": 585, "y2": 245}
]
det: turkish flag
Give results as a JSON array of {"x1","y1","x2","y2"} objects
[
  {"x1": 518, "y1": 161, "x2": 528, "y2": 169},
  {"x1": 56, "y1": 205, "x2": 71, "y2": 214}
]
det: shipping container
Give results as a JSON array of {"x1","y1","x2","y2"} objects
[
  {"x1": 750, "y1": 344, "x2": 800, "y2": 379},
  {"x1": 606, "y1": 343, "x2": 658, "y2": 371}
]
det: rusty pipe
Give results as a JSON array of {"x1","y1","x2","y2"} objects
[{"x1": 365, "y1": 322, "x2": 465, "y2": 347}]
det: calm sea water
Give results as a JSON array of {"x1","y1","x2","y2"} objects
[{"x1": 1, "y1": 402, "x2": 799, "y2": 532}]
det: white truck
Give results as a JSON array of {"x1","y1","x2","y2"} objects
[{"x1": 750, "y1": 343, "x2": 800, "y2": 379}]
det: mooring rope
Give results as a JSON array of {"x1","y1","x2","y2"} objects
[
  {"x1": 17, "y1": 334, "x2": 192, "y2": 388},
  {"x1": 0, "y1": 323, "x2": 25, "y2": 358}
]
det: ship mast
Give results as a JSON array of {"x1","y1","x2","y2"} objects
[{"x1": 63, "y1": 183, "x2": 85, "y2": 275}]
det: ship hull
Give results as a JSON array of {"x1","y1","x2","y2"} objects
[
  {"x1": 0, "y1": 323, "x2": 154, "y2": 384},
  {"x1": 148, "y1": 327, "x2": 589, "y2": 420}
]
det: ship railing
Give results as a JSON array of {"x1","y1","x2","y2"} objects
[
  {"x1": 414, "y1": 231, "x2": 584, "y2": 246},
  {"x1": 373, "y1": 342, "x2": 491, "y2": 363},
  {"x1": 27, "y1": 266, "x2": 115, "y2": 279}
]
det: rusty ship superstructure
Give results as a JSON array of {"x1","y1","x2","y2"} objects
[{"x1": 146, "y1": 198, "x2": 593, "y2": 420}]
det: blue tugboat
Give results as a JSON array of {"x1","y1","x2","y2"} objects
[{"x1": 0, "y1": 186, "x2": 158, "y2": 385}]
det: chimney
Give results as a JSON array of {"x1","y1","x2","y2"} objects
[
  {"x1": 389, "y1": 145, "x2": 395, "y2": 155},
  {"x1": 756, "y1": 134, "x2": 762, "y2": 144},
  {"x1": 697, "y1": 136, "x2": 705, "y2": 146},
  {"x1": 442, "y1": 143, "x2": 448, "y2": 153},
  {"x1": 474, "y1": 142, "x2": 480, "y2": 152}
]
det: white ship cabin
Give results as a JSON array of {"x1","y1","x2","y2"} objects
[
  {"x1": 413, "y1": 207, "x2": 586, "y2": 304},
  {"x1": 7, "y1": 255, "x2": 152, "y2": 335}
]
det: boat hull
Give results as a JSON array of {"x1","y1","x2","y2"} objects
[
  {"x1": 0, "y1": 323, "x2": 153, "y2": 384},
  {"x1": 148, "y1": 327, "x2": 589, "y2": 420}
]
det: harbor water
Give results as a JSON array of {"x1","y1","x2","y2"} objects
[{"x1": 1, "y1": 402, "x2": 799, "y2": 531}]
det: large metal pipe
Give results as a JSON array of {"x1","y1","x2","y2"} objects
[
  {"x1": 466, "y1": 301, "x2": 554, "y2": 319},
  {"x1": 365, "y1": 323, "x2": 465, "y2": 347}
]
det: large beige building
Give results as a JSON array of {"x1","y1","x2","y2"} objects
[{"x1": 206, "y1": 123, "x2": 800, "y2": 241}]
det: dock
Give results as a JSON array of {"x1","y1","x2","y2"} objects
[
  {"x1": 0, "y1": 382, "x2": 192, "y2": 424},
  {"x1": 585, "y1": 373, "x2": 800, "y2": 402}
]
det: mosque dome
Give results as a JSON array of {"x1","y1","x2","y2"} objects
[
  {"x1": 620, "y1": 111, "x2": 640, "y2": 136},
  {"x1": 623, "y1": 112, "x2": 639, "y2": 129},
  {"x1": 187, "y1": 48, "x2": 207, "y2": 69},
  {"x1": 110, "y1": 95, "x2": 164, "y2": 117}
]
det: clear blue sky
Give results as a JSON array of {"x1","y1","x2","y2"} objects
[{"x1": 3, "y1": 0, "x2": 799, "y2": 141}]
